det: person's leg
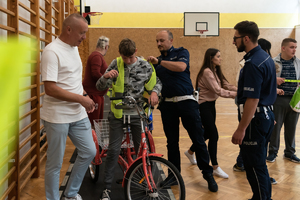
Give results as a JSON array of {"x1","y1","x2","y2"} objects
[
  {"x1": 159, "y1": 101, "x2": 181, "y2": 172},
  {"x1": 64, "y1": 117, "x2": 96, "y2": 197},
  {"x1": 126, "y1": 115, "x2": 142, "y2": 155},
  {"x1": 268, "y1": 97, "x2": 285, "y2": 159},
  {"x1": 87, "y1": 94, "x2": 104, "y2": 127},
  {"x1": 236, "y1": 149, "x2": 244, "y2": 168},
  {"x1": 99, "y1": 95, "x2": 105, "y2": 120},
  {"x1": 179, "y1": 100, "x2": 213, "y2": 175},
  {"x1": 43, "y1": 121, "x2": 69, "y2": 200},
  {"x1": 103, "y1": 112, "x2": 124, "y2": 190},
  {"x1": 189, "y1": 144, "x2": 195, "y2": 152},
  {"x1": 199, "y1": 101, "x2": 219, "y2": 167},
  {"x1": 180, "y1": 100, "x2": 217, "y2": 192},
  {"x1": 241, "y1": 111, "x2": 274, "y2": 200},
  {"x1": 283, "y1": 102, "x2": 299, "y2": 157}
]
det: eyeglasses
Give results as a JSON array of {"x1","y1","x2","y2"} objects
[{"x1": 233, "y1": 36, "x2": 245, "y2": 42}]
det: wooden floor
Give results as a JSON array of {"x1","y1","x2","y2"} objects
[{"x1": 20, "y1": 98, "x2": 300, "y2": 200}]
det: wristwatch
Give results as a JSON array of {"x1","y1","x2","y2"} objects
[{"x1": 157, "y1": 57, "x2": 162, "y2": 65}]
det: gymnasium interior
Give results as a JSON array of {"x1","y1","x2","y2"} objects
[{"x1": 1, "y1": 0, "x2": 300, "y2": 199}]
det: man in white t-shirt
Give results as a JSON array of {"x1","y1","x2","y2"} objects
[{"x1": 41, "y1": 13, "x2": 96, "y2": 200}]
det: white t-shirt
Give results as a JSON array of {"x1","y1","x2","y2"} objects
[{"x1": 41, "y1": 38, "x2": 87, "y2": 123}]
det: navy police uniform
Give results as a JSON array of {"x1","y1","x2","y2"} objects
[
  {"x1": 237, "y1": 45, "x2": 277, "y2": 200},
  {"x1": 155, "y1": 46, "x2": 213, "y2": 175}
]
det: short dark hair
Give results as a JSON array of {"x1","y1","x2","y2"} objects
[
  {"x1": 234, "y1": 21, "x2": 259, "y2": 43},
  {"x1": 166, "y1": 30, "x2": 173, "y2": 40},
  {"x1": 119, "y1": 38, "x2": 136, "y2": 57},
  {"x1": 281, "y1": 38, "x2": 297, "y2": 47},
  {"x1": 258, "y1": 38, "x2": 272, "y2": 56}
]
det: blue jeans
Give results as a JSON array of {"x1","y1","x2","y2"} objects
[{"x1": 43, "y1": 117, "x2": 96, "y2": 200}]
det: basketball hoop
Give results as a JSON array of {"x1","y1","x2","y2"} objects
[
  {"x1": 198, "y1": 30, "x2": 208, "y2": 38},
  {"x1": 83, "y1": 12, "x2": 103, "y2": 26}
]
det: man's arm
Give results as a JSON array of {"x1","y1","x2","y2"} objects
[
  {"x1": 44, "y1": 81, "x2": 95, "y2": 113},
  {"x1": 231, "y1": 98, "x2": 259, "y2": 145},
  {"x1": 147, "y1": 56, "x2": 186, "y2": 72},
  {"x1": 96, "y1": 59, "x2": 118, "y2": 91}
]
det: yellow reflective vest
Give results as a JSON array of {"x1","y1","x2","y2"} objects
[{"x1": 109, "y1": 56, "x2": 157, "y2": 118}]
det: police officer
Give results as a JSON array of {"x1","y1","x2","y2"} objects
[
  {"x1": 231, "y1": 21, "x2": 277, "y2": 200},
  {"x1": 147, "y1": 30, "x2": 218, "y2": 192}
]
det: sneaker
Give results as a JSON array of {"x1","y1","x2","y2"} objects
[
  {"x1": 213, "y1": 167, "x2": 229, "y2": 178},
  {"x1": 266, "y1": 153, "x2": 276, "y2": 163},
  {"x1": 159, "y1": 175, "x2": 178, "y2": 187},
  {"x1": 203, "y1": 173, "x2": 218, "y2": 192},
  {"x1": 270, "y1": 177, "x2": 277, "y2": 185},
  {"x1": 233, "y1": 163, "x2": 245, "y2": 172},
  {"x1": 284, "y1": 154, "x2": 300, "y2": 163},
  {"x1": 100, "y1": 189, "x2": 111, "y2": 200},
  {"x1": 65, "y1": 194, "x2": 82, "y2": 200},
  {"x1": 184, "y1": 150, "x2": 197, "y2": 165}
]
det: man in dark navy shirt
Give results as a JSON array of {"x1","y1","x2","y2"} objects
[
  {"x1": 232, "y1": 21, "x2": 277, "y2": 200},
  {"x1": 147, "y1": 30, "x2": 218, "y2": 192},
  {"x1": 267, "y1": 38, "x2": 300, "y2": 164}
]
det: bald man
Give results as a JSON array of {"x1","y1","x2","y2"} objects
[
  {"x1": 41, "y1": 13, "x2": 96, "y2": 200},
  {"x1": 147, "y1": 30, "x2": 218, "y2": 192}
]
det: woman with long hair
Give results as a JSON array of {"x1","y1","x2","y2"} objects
[{"x1": 184, "y1": 48, "x2": 237, "y2": 178}]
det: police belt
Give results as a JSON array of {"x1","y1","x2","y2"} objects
[
  {"x1": 164, "y1": 95, "x2": 197, "y2": 102},
  {"x1": 238, "y1": 104, "x2": 273, "y2": 118}
]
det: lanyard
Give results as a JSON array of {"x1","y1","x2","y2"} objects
[{"x1": 285, "y1": 79, "x2": 300, "y2": 83}]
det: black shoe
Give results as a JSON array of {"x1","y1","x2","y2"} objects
[
  {"x1": 284, "y1": 154, "x2": 300, "y2": 163},
  {"x1": 159, "y1": 175, "x2": 178, "y2": 187},
  {"x1": 203, "y1": 173, "x2": 218, "y2": 192},
  {"x1": 233, "y1": 163, "x2": 245, "y2": 172},
  {"x1": 266, "y1": 153, "x2": 276, "y2": 163},
  {"x1": 270, "y1": 177, "x2": 277, "y2": 185}
]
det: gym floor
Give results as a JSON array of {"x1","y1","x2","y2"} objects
[{"x1": 20, "y1": 98, "x2": 300, "y2": 200}]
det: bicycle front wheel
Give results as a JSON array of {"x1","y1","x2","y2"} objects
[{"x1": 124, "y1": 156, "x2": 185, "y2": 200}]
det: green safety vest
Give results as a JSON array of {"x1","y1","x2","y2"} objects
[{"x1": 109, "y1": 56, "x2": 157, "y2": 118}]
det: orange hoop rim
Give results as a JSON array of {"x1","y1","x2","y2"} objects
[
  {"x1": 89, "y1": 12, "x2": 103, "y2": 16},
  {"x1": 198, "y1": 30, "x2": 208, "y2": 34}
]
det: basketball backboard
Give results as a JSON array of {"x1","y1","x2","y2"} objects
[{"x1": 184, "y1": 12, "x2": 219, "y2": 37}]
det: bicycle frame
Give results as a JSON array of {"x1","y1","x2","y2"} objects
[
  {"x1": 121, "y1": 123, "x2": 163, "y2": 193},
  {"x1": 91, "y1": 96, "x2": 164, "y2": 193}
]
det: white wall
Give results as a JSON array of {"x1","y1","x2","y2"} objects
[{"x1": 86, "y1": 0, "x2": 298, "y2": 14}]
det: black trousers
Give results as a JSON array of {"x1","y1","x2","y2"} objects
[
  {"x1": 190, "y1": 101, "x2": 219, "y2": 166},
  {"x1": 239, "y1": 109, "x2": 274, "y2": 200},
  {"x1": 158, "y1": 99, "x2": 213, "y2": 174}
]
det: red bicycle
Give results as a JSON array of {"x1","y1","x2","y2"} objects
[{"x1": 89, "y1": 96, "x2": 185, "y2": 200}]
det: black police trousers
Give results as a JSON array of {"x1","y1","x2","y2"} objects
[
  {"x1": 158, "y1": 99, "x2": 213, "y2": 175},
  {"x1": 239, "y1": 108, "x2": 275, "y2": 200}
]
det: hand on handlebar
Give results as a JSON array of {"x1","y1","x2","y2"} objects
[{"x1": 149, "y1": 92, "x2": 159, "y2": 107}]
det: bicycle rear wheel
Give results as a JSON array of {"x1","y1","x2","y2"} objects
[{"x1": 124, "y1": 156, "x2": 185, "y2": 200}]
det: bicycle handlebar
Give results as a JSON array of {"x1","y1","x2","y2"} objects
[
  {"x1": 110, "y1": 97, "x2": 124, "y2": 101},
  {"x1": 110, "y1": 96, "x2": 153, "y2": 122}
]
